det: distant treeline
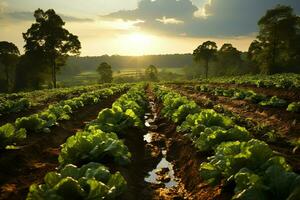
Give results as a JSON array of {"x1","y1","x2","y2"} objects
[{"x1": 60, "y1": 54, "x2": 193, "y2": 76}]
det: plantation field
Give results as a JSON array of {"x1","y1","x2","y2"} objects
[{"x1": 0, "y1": 74, "x2": 300, "y2": 200}]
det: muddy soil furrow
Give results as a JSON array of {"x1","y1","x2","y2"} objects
[
  {"x1": 0, "y1": 93, "x2": 123, "y2": 200},
  {"x1": 136, "y1": 87, "x2": 232, "y2": 199}
]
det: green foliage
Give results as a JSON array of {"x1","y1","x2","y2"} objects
[
  {"x1": 203, "y1": 73, "x2": 300, "y2": 89},
  {"x1": 27, "y1": 162, "x2": 126, "y2": 200},
  {"x1": 172, "y1": 102, "x2": 201, "y2": 124},
  {"x1": 177, "y1": 109, "x2": 233, "y2": 134},
  {"x1": 193, "y1": 41, "x2": 218, "y2": 78},
  {"x1": 145, "y1": 65, "x2": 158, "y2": 81},
  {"x1": 0, "y1": 123, "x2": 26, "y2": 149},
  {"x1": 287, "y1": 102, "x2": 300, "y2": 112},
  {"x1": 15, "y1": 114, "x2": 47, "y2": 132},
  {"x1": 88, "y1": 107, "x2": 142, "y2": 134},
  {"x1": 59, "y1": 129, "x2": 131, "y2": 167},
  {"x1": 23, "y1": 9, "x2": 81, "y2": 88},
  {"x1": 0, "y1": 41, "x2": 20, "y2": 92},
  {"x1": 259, "y1": 96, "x2": 287, "y2": 107},
  {"x1": 250, "y1": 5, "x2": 300, "y2": 74},
  {"x1": 0, "y1": 98, "x2": 30, "y2": 116},
  {"x1": 194, "y1": 126, "x2": 251, "y2": 152},
  {"x1": 0, "y1": 85, "x2": 128, "y2": 147},
  {"x1": 97, "y1": 62, "x2": 113, "y2": 83},
  {"x1": 199, "y1": 139, "x2": 286, "y2": 185}
]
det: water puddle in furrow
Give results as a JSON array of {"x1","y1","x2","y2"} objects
[{"x1": 143, "y1": 100, "x2": 178, "y2": 188}]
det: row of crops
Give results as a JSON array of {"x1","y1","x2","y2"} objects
[
  {"x1": 185, "y1": 84, "x2": 300, "y2": 112},
  {"x1": 26, "y1": 84, "x2": 148, "y2": 199},
  {"x1": 200, "y1": 73, "x2": 300, "y2": 89},
  {"x1": 0, "y1": 83, "x2": 115, "y2": 117},
  {"x1": 0, "y1": 84, "x2": 130, "y2": 149},
  {"x1": 154, "y1": 85, "x2": 300, "y2": 199}
]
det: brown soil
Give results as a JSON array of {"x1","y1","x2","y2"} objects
[
  {"x1": 0, "y1": 93, "x2": 123, "y2": 200},
  {"x1": 142, "y1": 87, "x2": 232, "y2": 199}
]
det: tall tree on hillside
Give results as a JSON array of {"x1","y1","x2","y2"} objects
[
  {"x1": 252, "y1": 5, "x2": 300, "y2": 73},
  {"x1": 0, "y1": 41, "x2": 20, "y2": 91},
  {"x1": 145, "y1": 65, "x2": 158, "y2": 81},
  {"x1": 193, "y1": 41, "x2": 217, "y2": 79},
  {"x1": 23, "y1": 9, "x2": 81, "y2": 88},
  {"x1": 97, "y1": 62, "x2": 113, "y2": 83}
]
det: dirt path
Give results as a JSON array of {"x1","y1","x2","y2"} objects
[{"x1": 0, "y1": 93, "x2": 123, "y2": 200}]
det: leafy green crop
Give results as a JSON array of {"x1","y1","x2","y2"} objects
[
  {"x1": 172, "y1": 101, "x2": 201, "y2": 124},
  {"x1": 0, "y1": 123, "x2": 26, "y2": 149},
  {"x1": 15, "y1": 114, "x2": 47, "y2": 132},
  {"x1": 287, "y1": 102, "x2": 300, "y2": 113},
  {"x1": 193, "y1": 126, "x2": 251, "y2": 152},
  {"x1": 259, "y1": 96, "x2": 287, "y2": 107},
  {"x1": 59, "y1": 129, "x2": 131, "y2": 167},
  {"x1": 27, "y1": 162, "x2": 126, "y2": 200},
  {"x1": 0, "y1": 98, "x2": 30, "y2": 117},
  {"x1": 177, "y1": 109, "x2": 233, "y2": 134},
  {"x1": 199, "y1": 139, "x2": 288, "y2": 186}
]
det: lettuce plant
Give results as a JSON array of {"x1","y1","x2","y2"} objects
[
  {"x1": 0, "y1": 123, "x2": 26, "y2": 149},
  {"x1": 193, "y1": 125, "x2": 251, "y2": 152},
  {"x1": 59, "y1": 129, "x2": 131, "y2": 167},
  {"x1": 287, "y1": 102, "x2": 300, "y2": 112},
  {"x1": 27, "y1": 162, "x2": 126, "y2": 200}
]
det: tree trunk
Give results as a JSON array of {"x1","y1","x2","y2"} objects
[
  {"x1": 52, "y1": 60, "x2": 57, "y2": 88},
  {"x1": 205, "y1": 59, "x2": 209, "y2": 79}
]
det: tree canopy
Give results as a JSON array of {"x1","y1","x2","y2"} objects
[
  {"x1": 0, "y1": 41, "x2": 20, "y2": 91},
  {"x1": 193, "y1": 41, "x2": 218, "y2": 78},
  {"x1": 23, "y1": 9, "x2": 81, "y2": 88},
  {"x1": 97, "y1": 62, "x2": 113, "y2": 83},
  {"x1": 145, "y1": 65, "x2": 158, "y2": 81},
  {"x1": 249, "y1": 5, "x2": 300, "y2": 74}
]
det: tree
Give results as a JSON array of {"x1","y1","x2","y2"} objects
[
  {"x1": 97, "y1": 62, "x2": 113, "y2": 83},
  {"x1": 253, "y1": 5, "x2": 300, "y2": 73},
  {"x1": 23, "y1": 9, "x2": 81, "y2": 88},
  {"x1": 145, "y1": 65, "x2": 158, "y2": 81},
  {"x1": 218, "y1": 43, "x2": 242, "y2": 75},
  {"x1": 0, "y1": 41, "x2": 20, "y2": 92},
  {"x1": 193, "y1": 41, "x2": 217, "y2": 78}
]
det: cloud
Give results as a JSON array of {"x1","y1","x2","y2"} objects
[
  {"x1": 102, "y1": 0, "x2": 300, "y2": 37},
  {"x1": 156, "y1": 16, "x2": 184, "y2": 24},
  {"x1": 1, "y1": 10, "x2": 93, "y2": 23}
]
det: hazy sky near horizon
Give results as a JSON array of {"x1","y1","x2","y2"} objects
[{"x1": 0, "y1": 0, "x2": 299, "y2": 56}]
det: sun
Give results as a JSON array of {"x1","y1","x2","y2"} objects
[
  {"x1": 117, "y1": 32, "x2": 156, "y2": 55},
  {"x1": 127, "y1": 33, "x2": 151, "y2": 45}
]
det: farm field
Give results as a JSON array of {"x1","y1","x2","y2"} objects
[{"x1": 0, "y1": 74, "x2": 299, "y2": 200}]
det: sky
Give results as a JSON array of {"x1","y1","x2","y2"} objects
[{"x1": 0, "y1": 0, "x2": 299, "y2": 56}]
